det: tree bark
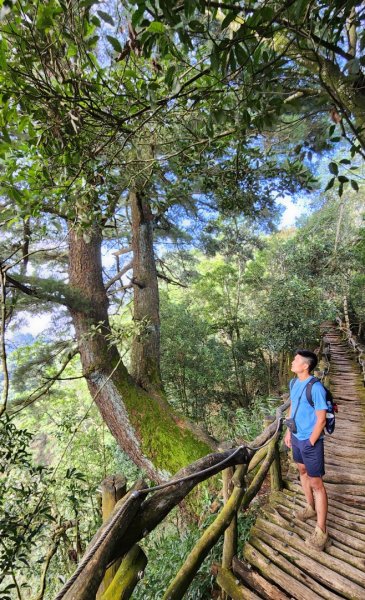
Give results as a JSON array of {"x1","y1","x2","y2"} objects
[
  {"x1": 130, "y1": 190, "x2": 162, "y2": 393},
  {"x1": 67, "y1": 223, "x2": 215, "y2": 481}
]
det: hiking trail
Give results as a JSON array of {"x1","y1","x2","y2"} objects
[{"x1": 227, "y1": 322, "x2": 365, "y2": 600}]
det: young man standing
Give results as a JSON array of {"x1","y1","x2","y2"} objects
[{"x1": 284, "y1": 349, "x2": 329, "y2": 551}]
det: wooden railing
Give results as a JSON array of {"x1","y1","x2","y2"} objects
[
  {"x1": 335, "y1": 316, "x2": 365, "y2": 385},
  {"x1": 54, "y1": 401, "x2": 289, "y2": 600}
]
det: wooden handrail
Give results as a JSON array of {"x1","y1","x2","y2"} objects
[
  {"x1": 57, "y1": 400, "x2": 289, "y2": 600},
  {"x1": 163, "y1": 432, "x2": 281, "y2": 599}
]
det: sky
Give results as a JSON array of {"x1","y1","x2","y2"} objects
[{"x1": 277, "y1": 194, "x2": 309, "y2": 228}]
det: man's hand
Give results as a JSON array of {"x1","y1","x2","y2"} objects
[
  {"x1": 310, "y1": 409, "x2": 327, "y2": 446},
  {"x1": 284, "y1": 429, "x2": 292, "y2": 448}
]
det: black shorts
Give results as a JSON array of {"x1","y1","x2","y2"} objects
[{"x1": 292, "y1": 435, "x2": 325, "y2": 478}]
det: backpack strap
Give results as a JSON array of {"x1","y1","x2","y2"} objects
[{"x1": 305, "y1": 376, "x2": 321, "y2": 408}]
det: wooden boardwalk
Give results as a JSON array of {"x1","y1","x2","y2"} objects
[{"x1": 230, "y1": 324, "x2": 365, "y2": 599}]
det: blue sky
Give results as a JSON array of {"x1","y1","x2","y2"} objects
[{"x1": 278, "y1": 194, "x2": 309, "y2": 228}]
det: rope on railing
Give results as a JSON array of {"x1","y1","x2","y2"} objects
[{"x1": 54, "y1": 403, "x2": 288, "y2": 600}]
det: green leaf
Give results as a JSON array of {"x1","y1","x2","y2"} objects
[
  {"x1": 66, "y1": 44, "x2": 78, "y2": 58},
  {"x1": 324, "y1": 177, "x2": 335, "y2": 192},
  {"x1": 147, "y1": 21, "x2": 166, "y2": 34},
  {"x1": 97, "y1": 10, "x2": 115, "y2": 26},
  {"x1": 106, "y1": 35, "x2": 123, "y2": 53},
  {"x1": 351, "y1": 179, "x2": 359, "y2": 191},
  {"x1": 132, "y1": 6, "x2": 145, "y2": 28},
  {"x1": 259, "y1": 6, "x2": 274, "y2": 21},
  {"x1": 328, "y1": 162, "x2": 338, "y2": 175},
  {"x1": 165, "y1": 64, "x2": 176, "y2": 87},
  {"x1": 210, "y1": 46, "x2": 220, "y2": 72},
  {"x1": 212, "y1": 109, "x2": 226, "y2": 124},
  {"x1": 206, "y1": 115, "x2": 214, "y2": 137},
  {"x1": 189, "y1": 19, "x2": 204, "y2": 32},
  {"x1": 36, "y1": 5, "x2": 56, "y2": 30},
  {"x1": 221, "y1": 12, "x2": 238, "y2": 29},
  {"x1": 0, "y1": 38, "x2": 7, "y2": 71},
  {"x1": 91, "y1": 15, "x2": 101, "y2": 27},
  {"x1": 338, "y1": 175, "x2": 349, "y2": 183},
  {"x1": 235, "y1": 44, "x2": 247, "y2": 66}
]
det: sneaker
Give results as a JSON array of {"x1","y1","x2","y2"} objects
[
  {"x1": 295, "y1": 504, "x2": 316, "y2": 522},
  {"x1": 305, "y1": 525, "x2": 331, "y2": 551}
]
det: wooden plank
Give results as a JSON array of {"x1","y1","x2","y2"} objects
[
  {"x1": 232, "y1": 558, "x2": 290, "y2": 600},
  {"x1": 216, "y1": 566, "x2": 263, "y2": 600},
  {"x1": 282, "y1": 489, "x2": 365, "y2": 520},
  {"x1": 275, "y1": 504, "x2": 365, "y2": 555},
  {"x1": 269, "y1": 504, "x2": 365, "y2": 560},
  {"x1": 278, "y1": 491, "x2": 365, "y2": 528},
  {"x1": 243, "y1": 543, "x2": 325, "y2": 600},
  {"x1": 251, "y1": 528, "x2": 364, "y2": 600},
  {"x1": 254, "y1": 517, "x2": 365, "y2": 590}
]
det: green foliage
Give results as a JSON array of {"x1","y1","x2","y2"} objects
[
  {"x1": 134, "y1": 504, "x2": 258, "y2": 600},
  {"x1": 160, "y1": 291, "x2": 232, "y2": 422},
  {"x1": 0, "y1": 415, "x2": 54, "y2": 596},
  {"x1": 218, "y1": 396, "x2": 282, "y2": 443},
  {"x1": 127, "y1": 0, "x2": 365, "y2": 174}
]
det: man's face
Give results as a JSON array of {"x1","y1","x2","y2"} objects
[{"x1": 291, "y1": 354, "x2": 310, "y2": 375}]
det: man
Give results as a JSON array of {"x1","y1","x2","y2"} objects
[{"x1": 284, "y1": 349, "x2": 330, "y2": 551}]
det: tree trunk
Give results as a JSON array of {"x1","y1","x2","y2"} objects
[
  {"x1": 130, "y1": 190, "x2": 162, "y2": 393},
  {"x1": 67, "y1": 224, "x2": 215, "y2": 481}
]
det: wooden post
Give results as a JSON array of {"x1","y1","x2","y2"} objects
[
  {"x1": 100, "y1": 544, "x2": 147, "y2": 600},
  {"x1": 221, "y1": 465, "x2": 236, "y2": 600},
  {"x1": 263, "y1": 415, "x2": 282, "y2": 492},
  {"x1": 217, "y1": 441, "x2": 237, "y2": 600},
  {"x1": 96, "y1": 475, "x2": 127, "y2": 598}
]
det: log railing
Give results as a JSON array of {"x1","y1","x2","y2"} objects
[
  {"x1": 54, "y1": 400, "x2": 289, "y2": 600},
  {"x1": 335, "y1": 315, "x2": 365, "y2": 385}
]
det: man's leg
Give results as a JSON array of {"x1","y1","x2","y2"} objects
[
  {"x1": 297, "y1": 462, "x2": 315, "y2": 509},
  {"x1": 309, "y1": 476, "x2": 328, "y2": 533}
]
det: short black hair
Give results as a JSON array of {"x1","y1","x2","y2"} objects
[{"x1": 295, "y1": 349, "x2": 318, "y2": 372}]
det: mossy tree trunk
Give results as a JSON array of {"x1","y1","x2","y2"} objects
[{"x1": 68, "y1": 223, "x2": 214, "y2": 481}]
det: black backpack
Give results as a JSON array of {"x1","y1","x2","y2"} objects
[{"x1": 290, "y1": 377, "x2": 338, "y2": 434}]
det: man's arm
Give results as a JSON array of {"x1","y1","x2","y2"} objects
[
  {"x1": 284, "y1": 400, "x2": 292, "y2": 447},
  {"x1": 309, "y1": 409, "x2": 326, "y2": 446}
]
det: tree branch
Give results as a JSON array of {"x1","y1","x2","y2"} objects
[
  {"x1": 156, "y1": 271, "x2": 188, "y2": 288},
  {"x1": 105, "y1": 262, "x2": 133, "y2": 290},
  {"x1": 112, "y1": 246, "x2": 132, "y2": 257},
  {"x1": 9, "y1": 348, "x2": 79, "y2": 415},
  {"x1": 0, "y1": 268, "x2": 9, "y2": 417}
]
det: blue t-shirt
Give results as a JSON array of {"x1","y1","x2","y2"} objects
[{"x1": 290, "y1": 377, "x2": 327, "y2": 441}]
